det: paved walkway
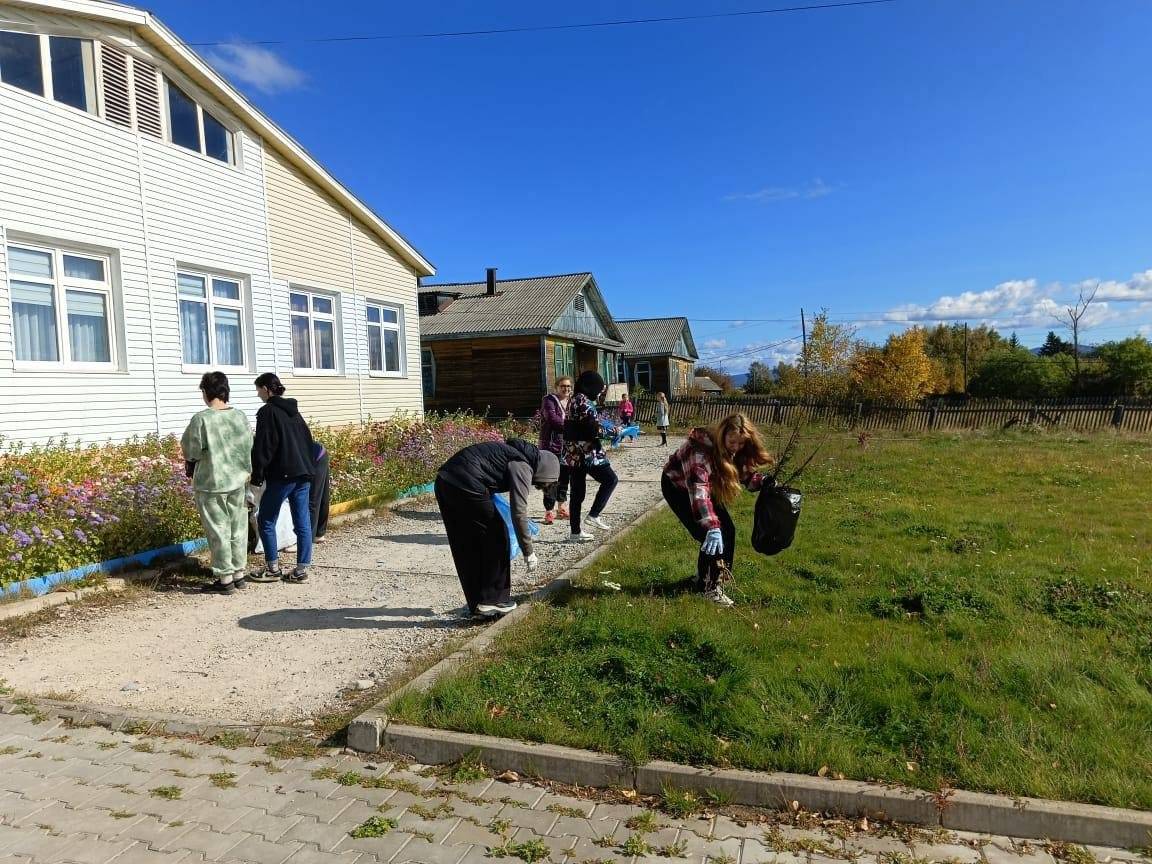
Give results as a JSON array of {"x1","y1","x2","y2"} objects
[{"x1": 0, "y1": 712, "x2": 1143, "y2": 864}]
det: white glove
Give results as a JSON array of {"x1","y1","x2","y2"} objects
[
  {"x1": 526, "y1": 553, "x2": 539, "y2": 572},
  {"x1": 701, "y1": 528, "x2": 723, "y2": 556}
]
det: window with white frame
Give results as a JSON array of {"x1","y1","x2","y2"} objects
[
  {"x1": 7, "y1": 244, "x2": 114, "y2": 367},
  {"x1": 290, "y1": 290, "x2": 338, "y2": 372},
  {"x1": 366, "y1": 301, "x2": 403, "y2": 374},
  {"x1": 177, "y1": 270, "x2": 245, "y2": 368},
  {"x1": 166, "y1": 79, "x2": 232, "y2": 163},
  {"x1": 634, "y1": 360, "x2": 652, "y2": 391},
  {"x1": 0, "y1": 30, "x2": 98, "y2": 114}
]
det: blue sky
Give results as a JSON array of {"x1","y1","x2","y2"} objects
[{"x1": 148, "y1": 0, "x2": 1152, "y2": 373}]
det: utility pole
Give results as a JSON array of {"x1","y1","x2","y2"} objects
[
  {"x1": 800, "y1": 308, "x2": 808, "y2": 381},
  {"x1": 962, "y1": 322, "x2": 969, "y2": 395}
]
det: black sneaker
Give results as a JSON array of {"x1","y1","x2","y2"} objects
[
  {"x1": 283, "y1": 569, "x2": 309, "y2": 584},
  {"x1": 232, "y1": 576, "x2": 248, "y2": 590},
  {"x1": 201, "y1": 580, "x2": 236, "y2": 595}
]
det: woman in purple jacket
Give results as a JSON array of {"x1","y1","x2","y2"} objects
[{"x1": 539, "y1": 376, "x2": 573, "y2": 524}]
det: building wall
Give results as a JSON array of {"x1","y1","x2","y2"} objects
[
  {"x1": 623, "y1": 355, "x2": 697, "y2": 396},
  {"x1": 262, "y1": 149, "x2": 424, "y2": 427},
  {"x1": 424, "y1": 336, "x2": 543, "y2": 417},
  {"x1": 0, "y1": 13, "x2": 272, "y2": 441}
]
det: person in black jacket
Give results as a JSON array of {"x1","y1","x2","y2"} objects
[
  {"x1": 435, "y1": 439, "x2": 559, "y2": 618},
  {"x1": 250, "y1": 373, "x2": 316, "y2": 584}
]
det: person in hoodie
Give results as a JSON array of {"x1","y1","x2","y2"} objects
[
  {"x1": 435, "y1": 439, "x2": 559, "y2": 618},
  {"x1": 249, "y1": 373, "x2": 316, "y2": 584},
  {"x1": 661, "y1": 412, "x2": 773, "y2": 607},
  {"x1": 180, "y1": 371, "x2": 253, "y2": 595},
  {"x1": 563, "y1": 370, "x2": 619, "y2": 542}
]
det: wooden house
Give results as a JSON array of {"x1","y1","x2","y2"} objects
[
  {"x1": 616, "y1": 317, "x2": 699, "y2": 397},
  {"x1": 418, "y1": 270, "x2": 625, "y2": 417}
]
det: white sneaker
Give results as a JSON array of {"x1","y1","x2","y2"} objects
[
  {"x1": 568, "y1": 531, "x2": 595, "y2": 543},
  {"x1": 704, "y1": 587, "x2": 735, "y2": 607},
  {"x1": 476, "y1": 601, "x2": 517, "y2": 617},
  {"x1": 586, "y1": 516, "x2": 613, "y2": 531}
]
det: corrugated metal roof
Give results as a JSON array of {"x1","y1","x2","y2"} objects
[
  {"x1": 617, "y1": 318, "x2": 699, "y2": 359},
  {"x1": 419, "y1": 273, "x2": 624, "y2": 346}
]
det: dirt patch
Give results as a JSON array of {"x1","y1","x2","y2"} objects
[{"x1": 0, "y1": 439, "x2": 675, "y2": 723}]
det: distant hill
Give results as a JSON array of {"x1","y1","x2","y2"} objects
[{"x1": 730, "y1": 373, "x2": 748, "y2": 388}]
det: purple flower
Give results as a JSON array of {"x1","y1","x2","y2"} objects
[
  {"x1": 13, "y1": 530, "x2": 32, "y2": 547},
  {"x1": 73, "y1": 529, "x2": 87, "y2": 543}
]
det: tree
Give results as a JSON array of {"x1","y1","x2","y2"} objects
[
  {"x1": 1095, "y1": 337, "x2": 1152, "y2": 398},
  {"x1": 923, "y1": 323, "x2": 1004, "y2": 394},
  {"x1": 773, "y1": 361, "x2": 804, "y2": 396},
  {"x1": 743, "y1": 361, "x2": 773, "y2": 395},
  {"x1": 968, "y1": 348, "x2": 1073, "y2": 399},
  {"x1": 850, "y1": 328, "x2": 942, "y2": 401},
  {"x1": 1056, "y1": 282, "x2": 1099, "y2": 391},
  {"x1": 1038, "y1": 331, "x2": 1074, "y2": 357},
  {"x1": 1009, "y1": 332, "x2": 1020, "y2": 349},
  {"x1": 798, "y1": 310, "x2": 855, "y2": 400},
  {"x1": 694, "y1": 364, "x2": 735, "y2": 394}
]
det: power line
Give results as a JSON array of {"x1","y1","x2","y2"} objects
[{"x1": 187, "y1": 0, "x2": 897, "y2": 47}]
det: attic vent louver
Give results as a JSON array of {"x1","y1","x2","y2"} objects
[
  {"x1": 99, "y1": 43, "x2": 132, "y2": 128},
  {"x1": 574, "y1": 293, "x2": 586, "y2": 312},
  {"x1": 132, "y1": 58, "x2": 163, "y2": 138}
]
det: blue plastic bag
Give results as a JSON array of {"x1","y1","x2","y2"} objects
[{"x1": 492, "y1": 493, "x2": 541, "y2": 560}]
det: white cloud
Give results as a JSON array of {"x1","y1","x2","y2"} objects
[
  {"x1": 204, "y1": 43, "x2": 306, "y2": 94},
  {"x1": 702, "y1": 338, "x2": 727, "y2": 349},
  {"x1": 879, "y1": 274, "x2": 1128, "y2": 332},
  {"x1": 724, "y1": 178, "x2": 832, "y2": 203},
  {"x1": 728, "y1": 320, "x2": 747, "y2": 329}
]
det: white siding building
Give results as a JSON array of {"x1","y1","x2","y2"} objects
[{"x1": 0, "y1": 0, "x2": 434, "y2": 444}]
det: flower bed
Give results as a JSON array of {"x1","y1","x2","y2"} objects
[{"x1": 0, "y1": 412, "x2": 526, "y2": 586}]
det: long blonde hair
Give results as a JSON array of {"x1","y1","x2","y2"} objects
[
  {"x1": 706, "y1": 413, "x2": 772, "y2": 505},
  {"x1": 656, "y1": 392, "x2": 668, "y2": 404}
]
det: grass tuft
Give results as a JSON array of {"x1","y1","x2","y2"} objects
[
  {"x1": 149, "y1": 786, "x2": 182, "y2": 800},
  {"x1": 349, "y1": 816, "x2": 397, "y2": 838}
]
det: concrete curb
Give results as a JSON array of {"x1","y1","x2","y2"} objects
[
  {"x1": 0, "y1": 695, "x2": 307, "y2": 746},
  {"x1": 0, "y1": 577, "x2": 131, "y2": 622}
]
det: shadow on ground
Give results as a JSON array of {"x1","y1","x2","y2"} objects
[{"x1": 238, "y1": 606, "x2": 465, "y2": 632}]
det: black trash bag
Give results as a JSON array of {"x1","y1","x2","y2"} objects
[{"x1": 752, "y1": 482, "x2": 803, "y2": 556}]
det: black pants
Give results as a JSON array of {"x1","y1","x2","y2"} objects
[
  {"x1": 661, "y1": 474, "x2": 735, "y2": 591},
  {"x1": 658, "y1": 427, "x2": 668, "y2": 446},
  {"x1": 310, "y1": 450, "x2": 331, "y2": 539},
  {"x1": 435, "y1": 476, "x2": 511, "y2": 612},
  {"x1": 543, "y1": 465, "x2": 570, "y2": 511},
  {"x1": 569, "y1": 463, "x2": 618, "y2": 533}
]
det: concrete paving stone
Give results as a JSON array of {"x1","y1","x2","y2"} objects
[
  {"x1": 699, "y1": 835, "x2": 744, "y2": 863},
  {"x1": 21, "y1": 800, "x2": 140, "y2": 838},
  {"x1": 392, "y1": 836, "x2": 472, "y2": 864},
  {"x1": 339, "y1": 800, "x2": 395, "y2": 829},
  {"x1": 267, "y1": 771, "x2": 347, "y2": 799},
  {"x1": 443, "y1": 817, "x2": 503, "y2": 848},
  {"x1": 511, "y1": 825, "x2": 579, "y2": 858},
  {"x1": 490, "y1": 782, "x2": 548, "y2": 809},
  {"x1": 592, "y1": 803, "x2": 649, "y2": 824},
  {"x1": 497, "y1": 803, "x2": 560, "y2": 834},
  {"x1": 0, "y1": 824, "x2": 46, "y2": 855},
  {"x1": 82, "y1": 786, "x2": 150, "y2": 815},
  {"x1": 219, "y1": 832, "x2": 307, "y2": 864},
  {"x1": 678, "y1": 816, "x2": 718, "y2": 842},
  {"x1": 381, "y1": 769, "x2": 441, "y2": 794},
  {"x1": 983, "y1": 837, "x2": 1056, "y2": 864},
  {"x1": 907, "y1": 842, "x2": 983, "y2": 863},
  {"x1": 564, "y1": 836, "x2": 637, "y2": 863},
  {"x1": 160, "y1": 823, "x2": 249, "y2": 859},
  {"x1": 274, "y1": 792, "x2": 358, "y2": 824},
  {"x1": 226, "y1": 809, "x2": 307, "y2": 842},
  {"x1": 441, "y1": 779, "x2": 495, "y2": 800},
  {"x1": 372, "y1": 791, "x2": 433, "y2": 815},
  {"x1": 534, "y1": 793, "x2": 597, "y2": 818},
  {"x1": 457, "y1": 845, "x2": 501, "y2": 864},
  {"x1": 163, "y1": 798, "x2": 250, "y2": 833},
  {"x1": 1083, "y1": 846, "x2": 1146, "y2": 864},
  {"x1": 283, "y1": 847, "x2": 366, "y2": 864},
  {"x1": 345, "y1": 787, "x2": 402, "y2": 810},
  {"x1": 282, "y1": 815, "x2": 361, "y2": 852},
  {"x1": 740, "y1": 838, "x2": 806, "y2": 864},
  {"x1": 0, "y1": 791, "x2": 55, "y2": 822},
  {"x1": 115, "y1": 813, "x2": 199, "y2": 847},
  {"x1": 396, "y1": 813, "x2": 462, "y2": 844},
  {"x1": 188, "y1": 782, "x2": 290, "y2": 812},
  {"x1": 45, "y1": 777, "x2": 123, "y2": 809},
  {"x1": 551, "y1": 814, "x2": 616, "y2": 841},
  {"x1": 0, "y1": 825, "x2": 75, "y2": 861},
  {"x1": 42, "y1": 756, "x2": 121, "y2": 784},
  {"x1": 0, "y1": 767, "x2": 69, "y2": 799},
  {"x1": 711, "y1": 817, "x2": 768, "y2": 842},
  {"x1": 51, "y1": 834, "x2": 137, "y2": 864},
  {"x1": 102, "y1": 841, "x2": 199, "y2": 864},
  {"x1": 842, "y1": 834, "x2": 913, "y2": 857},
  {"x1": 334, "y1": 829, "x2": 413, "y2": 861}
]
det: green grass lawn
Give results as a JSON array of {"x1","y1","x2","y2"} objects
[{"x1": 391, "y1": 431, "x2": 1152, "y2": 809}]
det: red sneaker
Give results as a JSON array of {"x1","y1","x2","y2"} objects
[
  {"x1": 556, "y1": 504, "x2": 570, "y2": 519},
  {"x1": 544, "y1": 511, "x2": 555, "y2": 525}
]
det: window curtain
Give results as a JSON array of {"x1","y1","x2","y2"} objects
[
  {"x1": 291, "y1": 316, "x2": 312, "y2": 368},
  {"x1": 11, "y1": 281, "x2": 59, "y2": 362},
  {"x1": 180, "y1": 299, "x2": 209, "y2": 365},
  {"x1": 214, "y1": 307, "x2": 243, "y2": 366},
  {"x1": 65, "y1": 290, "x2": 109, "y2": 363}
]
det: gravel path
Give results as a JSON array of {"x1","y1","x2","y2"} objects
[{"x1": 0, "y1": 439, "x2": 676, "y2": 724}]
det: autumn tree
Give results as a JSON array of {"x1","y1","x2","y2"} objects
[
  {"x1": 851, "y1": 328, "x2": 942, "y2": 401},
  {"x1": 798, "y1": 310, "x2": 855, "y2": 400},
  {"x1": 1095, "y1": 337, "x2": 1152, "y2": 398},
  {"x1": 773, "y1": 361, "x2": 804, "y2": 396},
  {"x1": 923, "y1": 324, "x2": 1005, "y2": 393},
  {"x1": 743, "y1": 361, "x2": 773, "y2": 395}
]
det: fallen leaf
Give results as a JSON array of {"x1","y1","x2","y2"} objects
[
  {"x1": 621, "y1": 789, "x2": 639, "y2": 801},
  {"x1": 817, "y1": 765, "x2": 829, "y2": 778},
  {"x1": 790, "y1": 800, "x2": 800, "y2": 812},
  {"x1": 495, "y1": 770, "x2": 519, "y2": 783},
  {"x1": 834, "y1": 772, "x2": 845, "y2": 781},
  {"x1": 859, "y1": 817, "x2": 870, "y2": 832},
  {"x1": 488, "y1": 704, "x2": 508, "y2": 719},
  {"x1": 906, "y1": 761, "x2": 918, "y2": 772}
]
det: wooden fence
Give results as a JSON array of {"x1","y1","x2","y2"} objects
[{"x1": 631, "y1": 396, "x2": 1152, "y2": 433}]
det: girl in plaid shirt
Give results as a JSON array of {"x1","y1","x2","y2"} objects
[{"x1": 661, "y1": 412, "x2": 772, "y2": 606}]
